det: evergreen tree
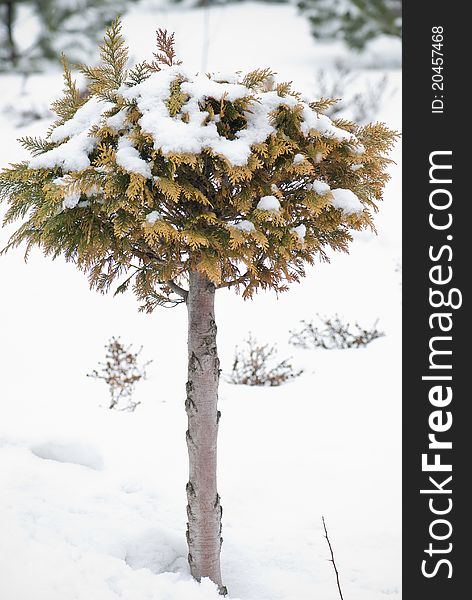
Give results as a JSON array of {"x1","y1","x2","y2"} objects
[
  {"x1": 0, "y1": 1, "x2": 22, "y2": 68},
  {"x1": 297, "y1": 0, "x2": 402, "y2": 50},
  {"x1": 33, "y1": 0, "x2": 133, "y2": 65},
  {"x1": 169, "y1": 0, "x2": 285, "y2": 5},
  {"x1": 0, "y1": 20, "x2": 397, "y2": 591},
  {"x1": 0, "y1": 0, "x2": 133, "y2": 71}
]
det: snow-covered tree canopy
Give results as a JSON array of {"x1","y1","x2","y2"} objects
[{"x1": 0, "y1": 20, "x2": 397, "y2": 309}]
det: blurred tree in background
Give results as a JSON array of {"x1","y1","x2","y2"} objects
[
  {"x1": 169, "y1": 0, "x2": 286, "y2": 5},
  {"x1": 0, "y1": 0, "x2": 135, "y2": 71},
  {"x1": 0, "y1": 0, "x2": 20, "y2": 67},
  {"x1": 297, "y1": 0, "x2": 402, "y2": 50},
  {"x1": 166, "y1": 0, "x2": 401, "y2": 50},
  {"x1": 1, "y1": 0, "x2": 402, "y2": 71}
]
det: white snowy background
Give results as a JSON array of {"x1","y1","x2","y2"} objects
[{"x1": 0, "y1": 2, "x2": 401, "y2": 599}]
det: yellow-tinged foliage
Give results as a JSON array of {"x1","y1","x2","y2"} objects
[
  {"x1": 0, "y1": 19, "x2": 398, "y2": 310},
  {"x1": 196, "y1": 253, "x2": 221, "y2": 284},
  {"x1": 126, "y1": 173, "x2": 148, "y2": 201},
  {"x1": 167, "y1": 78, "x2": 189, "y2": 117},
  {"x1": 154, "y1": 177, "x2": 182, "y2": 202}
]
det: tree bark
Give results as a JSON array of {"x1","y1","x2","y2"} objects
[{"x1": 185, "y1": 271, "x2": 225, "y2": 593}]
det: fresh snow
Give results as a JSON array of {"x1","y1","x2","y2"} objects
[
  {"x1": 30, "y1": 129, "x2": 97, "y2": 172},
  {"x1": 210, "y1": 71, "x2": 242, "y2": 84},
  {"x1": 0, "y1": 2, "x2": 401, "y2": 600},
  {"x1": 107, "y1": 109, "x2": 129, "y2": 132},
  {"x1": 116, "y1": 136, "x2": 153, "y2": 179},
  {"x1": 121, "y1": 68, "x2": 287, "y2": 166},
  {"x1": 63, "y1": 190, "x2": 81, "y2": 209},
  {"x1": 180, "y1": 75, "x2": 249, "y2": 103},
  {"x1": 50, "y1": 98, "x2": 110, "y2": 144},
  {"x1": 29, "y1": 98, "x2": 112, "y2": 172},
  {"x1": 309, "y1": 180, "x2": 331, "y2": 195},
  {"x1": 121, "y1": 66, "x2": 357, "y2": 167},
  {"x1": 331, "y1": 188, "x2": 364, "y2": 215},
  {"x1": 233, "y1": 220, "x2": 255, "y2": 232},
  {"x1": 293, "y1": 153, "x2": 305, "y2": 164},
  {"x1": 256, "y1": 195, "x2": 280, "y2": 211},
  {"x1": 146, "y1": 211, "x2": 162, "y2": 225},
  {"x1": 53, "y1": 175, "x2": 81, "y2": 209},
  {"x1": 292, "y1": 224, "x2": 306, "y2": 241},
  {"x1": 54, "y1": 175, "x2": 101, "y2": 208},
  {"x1": 300, "y1": 105, "x2": 352, "y2": 141},
  {"x1": 25, "y1": 29, "x2": 361, "y2": 174}
]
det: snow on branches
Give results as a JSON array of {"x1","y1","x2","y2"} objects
[{"x1": 0, "y1": 19, "x2": 397, "y2": 308}]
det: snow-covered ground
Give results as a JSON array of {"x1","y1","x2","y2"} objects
[{"x1": 0, "y1": 2, "x2": 401, "y2": 599}]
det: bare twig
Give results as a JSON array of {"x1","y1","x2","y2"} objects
[
  {"x1": 322, "y1": 516, "x2": 345, "y2": 600},
  {"x1": 146, "y1": 29, "x2": 182, "y2": 72}
]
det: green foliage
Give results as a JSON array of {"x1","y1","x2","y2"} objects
[
  {"x1": 297, "y1": 0, "x2": 402, "y2": 50},
  {"x1": 48, "y1": 54, "x2": 88, "y2": 129},
  {"x1": 80, "y1": 18, "x2": 129, "y2": 100},
  {"x1": 0, "y1": 19, "x2": 398, "y2": 310},
  {"x1": 17, "y1": 136, "x2": 55, "y2": 157}
]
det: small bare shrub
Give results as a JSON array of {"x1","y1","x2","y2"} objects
[
  {"x1": 289, "y1": 315, "x2": 385, "y2": 350},
  {"x1": 228, "y1": 334, "x2": 303, "y2": 387},
  {"x1": 87, "y1": 337, "x2": 152, "y2": 411}
]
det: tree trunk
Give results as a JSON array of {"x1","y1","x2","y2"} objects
[{"x1": 185, "y1": 271, "x2": 225, "y2": 593}]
